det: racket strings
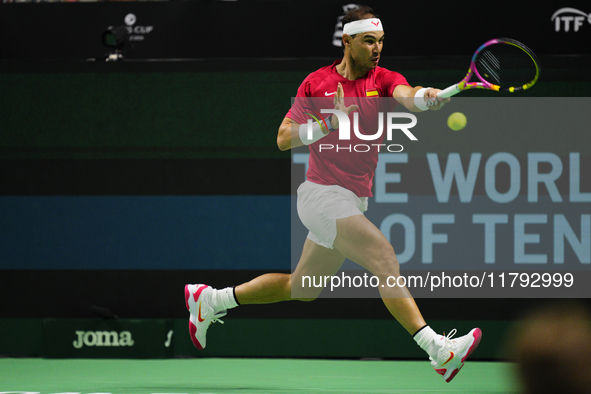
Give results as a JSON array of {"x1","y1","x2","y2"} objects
[
  {"x1": 475, "y1": 42, "x2": 538, "y2": 90},
  {"x1": 479, "y1": 51, "x2": 501, "y2": 84}
]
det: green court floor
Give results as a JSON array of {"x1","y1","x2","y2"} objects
[{"x1": 0, "y1": 358, "x2": 518, "y2": 394}]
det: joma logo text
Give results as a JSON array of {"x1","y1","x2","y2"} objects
[{"x1": 72, "y1": 330, "x2": 134, "y2": 349}]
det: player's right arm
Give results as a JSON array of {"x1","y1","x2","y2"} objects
[{"x1": 277, "y1": 117, "x2": 304, "y2": 151}]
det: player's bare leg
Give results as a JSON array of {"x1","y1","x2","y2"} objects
[
  {"x1": 332, "y1": 214, "x2": 482, "y2": 382},
  {"x1": 332, "y1": 214, "x2": 426, "y2": 334},
  {"x1": 235, "y1": 237, "x2": 346, "y2": 304}
]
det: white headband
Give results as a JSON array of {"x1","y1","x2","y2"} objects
[{"x1": 342, "y1": 18, "x2": 383, "y2": 36}]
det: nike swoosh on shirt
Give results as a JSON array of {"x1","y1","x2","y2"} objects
[{"x1": 325, "y1": 91, "x2": 336, "y2": 96}]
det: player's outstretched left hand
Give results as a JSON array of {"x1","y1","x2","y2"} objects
[{"x1": 331, "y1": 82, "x2": 358, "y2": 129}]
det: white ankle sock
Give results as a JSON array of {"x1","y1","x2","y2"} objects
[
  {"x1": 413, "y1": 326, "x2": 442, "y2": 359},
  {"x1": 211, "y1": 287, "x2": 239, "y2": 311}
]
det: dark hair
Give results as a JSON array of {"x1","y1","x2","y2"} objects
[
  {"x1": 341, "y1": 5, "x2": 379, "y2": 50},
  {"x1": 342, "y1": 5, "x2": 378, "y2": 25}
]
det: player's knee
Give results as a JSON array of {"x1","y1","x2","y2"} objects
[{"x1": 370, "y1": 247, "x2": 400, "y2": 278}]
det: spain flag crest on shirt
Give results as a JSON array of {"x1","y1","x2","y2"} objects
[{"x1": 366, "y1": 89, "x2": 379, "y2": 97}]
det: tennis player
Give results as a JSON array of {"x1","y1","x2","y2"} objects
[{"x1": 186, "y1": 6, "x2": 481, "y2": 382}]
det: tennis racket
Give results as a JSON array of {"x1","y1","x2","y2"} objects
[{"x1": 437, "y1": 38, "x2": 540, "y2": 98}]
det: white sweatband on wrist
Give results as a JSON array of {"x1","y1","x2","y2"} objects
[
  {"x1": 414, "y1": 87, "x2": 432, "y2": 111},
  {"x1": 343, "y1": 18, "x2": 383, "y2": 36},
  {"x1": 299, "y1": 120, "x2": 327, "y2": 145}
]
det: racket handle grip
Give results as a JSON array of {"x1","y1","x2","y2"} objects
[{"x1": 437, "y1": 84, "x2": 461, "y2": 98}]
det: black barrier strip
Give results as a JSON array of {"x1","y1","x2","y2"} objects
[{"x1": 0, "y1": 158, "x2": 290, "y2": 195}]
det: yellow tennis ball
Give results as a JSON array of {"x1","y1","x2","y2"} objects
[{"x1": 447, "y1": 112, "x2": 467, "y2": 130}]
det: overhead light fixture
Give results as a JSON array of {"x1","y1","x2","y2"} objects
[{"x1": 101, "y1": 25, "x2": 128, "y2": 61}]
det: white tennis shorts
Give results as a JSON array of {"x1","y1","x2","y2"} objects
[{"x1": 296, "y1": 180, "x2": 368, "y2": 249}]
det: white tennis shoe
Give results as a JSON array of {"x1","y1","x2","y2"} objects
[
  {"x1": 185, "y1": 284, "x2": 226, "y2": 350},
  {"x1": 431, "y1": 328, "x2": 482, "y2": 382}
]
